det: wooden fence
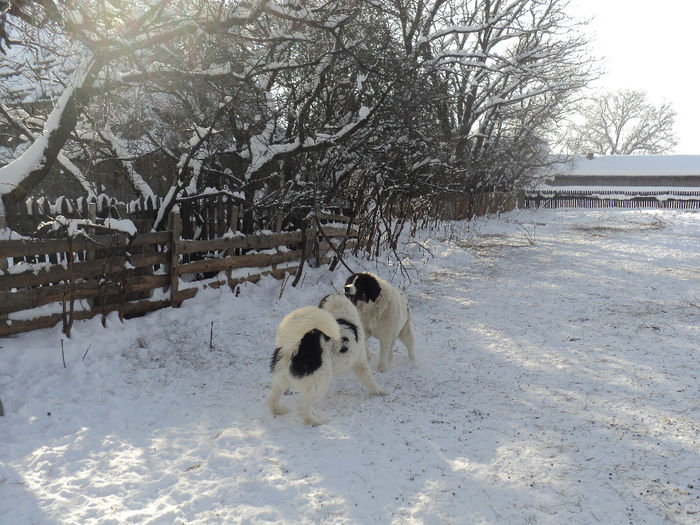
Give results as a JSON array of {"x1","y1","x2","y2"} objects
[
  {"x1": 524, "y1": 189, "x2": 700, "y2": 210},
  {"x1": 436, "y1": 192, "x2": 517, "y2": 220},
  {"x1": 0, "y1": 211, "x2": 355, "y2": 337},
  {"x1": 6, "y1": 194, "x2": 163, "y2": 234},
  {"x1": 3, "y1": 193, "x2": 330, "y2": 239}
]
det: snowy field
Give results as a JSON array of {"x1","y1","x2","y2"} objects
[{"x1": 1, "y1": 208, "x2": 698, "y2": 524}]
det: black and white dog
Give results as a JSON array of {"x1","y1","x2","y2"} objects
[
  {"x1": 319, "y1": 293, "x2": 385, "y2": 394},
  {"x1": 267, "y1": 300, "x2": 385, "y2": 426},
  {"x1": 344, "y1": 272, "x2": 416, "y2": 372}
]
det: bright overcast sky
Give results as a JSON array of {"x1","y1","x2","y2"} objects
[{"x1": 569, "y1": 0, "x2": 700, "y2": 154}]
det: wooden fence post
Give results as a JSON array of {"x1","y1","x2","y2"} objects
[
  {"x1": 229, "y1": 204, "x2": 239, "y2": 235},
  {"x1": 274, "y1": 211, "x2": 282, "y2": 233},
  {"x1": 168, "y1": 210, "x2": 182, "y2": 307},
  {"x1": 311, "y1": 203, "x2": 320, "y2": 268},
  {"x1": 0, "y1": 214, "x2": 7, "y2": 327},
  {"x1": 87, "y1": 202, "x2": 97, "y2": 312},
  {"x1": 225, "y1": 204, "x2": 239, "y2": 285}
]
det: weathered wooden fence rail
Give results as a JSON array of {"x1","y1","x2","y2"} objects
[{"x1": 0, "y1": 211, "x2": 354, "y2": 337}]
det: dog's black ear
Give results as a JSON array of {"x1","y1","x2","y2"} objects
[
  {"x1": 344, "y1": 274, "x2": 356, "y2": 287},
  {"x1": 318, "y1": 294, "x2": 331, "y2": 308},
  {"x1": 356, "y1": 273, "x2": 381, "y2": 303}
]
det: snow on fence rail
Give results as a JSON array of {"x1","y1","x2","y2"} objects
[
  {"x1": 524, "y1": 188, "x2": 700, "y2": 210},
  {"x1": 0, "y1": 211, "x2": 355, "y2": 338}
]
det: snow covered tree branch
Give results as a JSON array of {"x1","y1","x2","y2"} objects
[
  {"x1": 1, "y1": 0, "x2": 597, "y2": 249},
  {"x1": 0, "y1": 51, "x2": 102, "y2": 215}
]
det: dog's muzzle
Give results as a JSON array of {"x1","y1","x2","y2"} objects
[{"x1": 344, "y1": 285, "x2": 356, "y2": 304}]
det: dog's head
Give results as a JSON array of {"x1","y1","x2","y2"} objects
[{"x1": 344, "y1": 273, "x2": 381, "y2": 305}]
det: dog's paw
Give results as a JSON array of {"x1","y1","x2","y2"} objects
[
  {"x1": 303, "y1": 415, "x2": 328, "y2": 426},
  {"x1": 270, "y1": 404, "x2": 290, "y2": 415},
  {"x1": 372, "y1": 387, "x2": 388, "y2": 396}
]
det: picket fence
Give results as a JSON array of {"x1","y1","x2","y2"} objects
[
  {"x1": 0, "y1": 210, "x2": 355, "y2": 337},
  {"x1": 524, "y1": 189, "x2": 700, "y2": 210},
  {"x1": 6, "y1": 194, "x2": 163, "y2": 234}
]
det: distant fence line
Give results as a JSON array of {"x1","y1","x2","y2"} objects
[
  {"x1": 0, "y1": 210, "x2": 355, "y2": 338},
  {"x1": 3, "y1": 188, "x2": 699, "y2": 236},
  {"x1": 431, "y1": 192, "x2": 517, "y2": 220},
  {"x1": 1, "y1": 191, "x2": 519, "y2": 236},
  {"x1": 524, "y1": 189, "x2": 700, "y2": 210}
]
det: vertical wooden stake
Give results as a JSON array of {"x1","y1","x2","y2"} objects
[
  {"x1": 311, "y1": 213, "x2": 319, "y2": 268},
  {"x1": 87, "y1": 202, "x2": 97, "y2": 313},
  {"x1": 168, "y1": 210, "x2": 182, "y2": 307},
  {"x1": 0, "y1": 217, "x2": 7, "y2": 326},
  {"x1": 274, "y1": 212, "x2": 282, "y2": 233}
]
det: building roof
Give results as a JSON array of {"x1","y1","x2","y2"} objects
[{"x1": 560, "y1": 155, "x2": 700, "y2": 177}]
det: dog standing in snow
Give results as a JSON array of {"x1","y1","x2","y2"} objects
[
  {"x1": 344, "y1": 272, "x2": 416, "y2": 372},
  {"x1": 318, "y1": 293, "x2": 385, "y2": 395},
  {"x1": 267, "y1": 301, "x2": 385, "y2": 426}
]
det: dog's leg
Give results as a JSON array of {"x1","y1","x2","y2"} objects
[
  {"x1": 352, "y1": 360, "x2": 387, "y2": 395},
  {"x1": 399, "y1": 316, "x2": 416, "y2": 363},
  {"x1": 297, "y1": 376, "x2": 331, "y2": 426},
  {"x1": 267, "y1": 374, "x2": 291, "y2": 416},
  {"x1": 377, "y1": 335, "x2": 394, "y2": 372}
]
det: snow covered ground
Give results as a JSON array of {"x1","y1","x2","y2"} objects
[{"x1": 1, "y1": 208, "x2": 698, "y2": 524}]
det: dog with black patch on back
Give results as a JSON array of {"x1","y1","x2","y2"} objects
[
  {"x1": 344, "y1": 272, "x2": 415, "y2": 372},
  {"x1": 318, "y1": 293, "x2": 386, "y2": 396},
  {"x1": 267, "y1": 302, "x2": 385, "y2": 426}
]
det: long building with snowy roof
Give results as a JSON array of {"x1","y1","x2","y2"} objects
[{"x1": 524, "y1": 155, "x2": 700, "y2": 209}]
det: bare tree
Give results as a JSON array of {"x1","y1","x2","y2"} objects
[
  {"x1": 373, "y1": 0, "x2": 594, "y2": 191},
  {"x1": 1, "y1": 0, "x2": 597, "y2": 246},
  {"x1": 564, "y1": 89, "x2": 678, "y2": 155},
  {"x1": 0, "y1": 0, "x2": 179, "y2": 215},
  {"x1": 1, "y1": 1, "x2": 383, "y2": 231}
]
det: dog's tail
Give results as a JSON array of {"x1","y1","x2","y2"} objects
[
  {"x1": 272, "y1": 306, "x2": 341, "y2": 376},
  {"x1": 275, "y1": 306, "x2": 340, "y2": 347},
  {"x1": 276, "y1": 306, "x2": 340, "y2": 351}
]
